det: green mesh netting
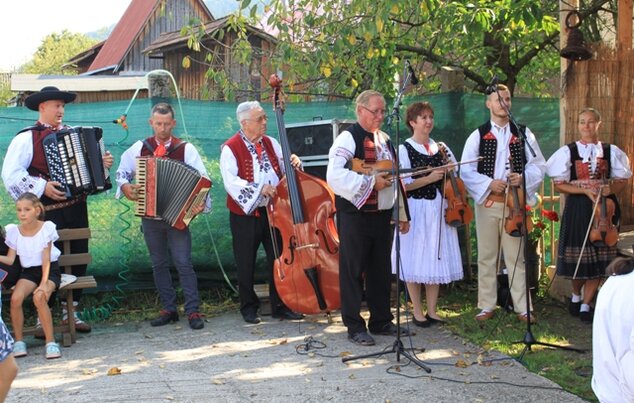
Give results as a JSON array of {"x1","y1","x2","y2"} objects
[{"x1": 0, "y1": 93, "x2": 560, "y2": 291}]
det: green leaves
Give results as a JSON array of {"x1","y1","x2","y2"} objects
[{"x1": 20, "y1": 30, "x2": 98, "y2": 75}]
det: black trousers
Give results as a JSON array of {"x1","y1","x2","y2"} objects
[
  {"x1": 338, "y1": 209, "x2": 394, "y2": 335},
  {"x1": 230, "y1": 209, "x2": 286, "y2": 317},
  {"x1": 46, "y1": 201, "x2": 89, "y2": 303}
]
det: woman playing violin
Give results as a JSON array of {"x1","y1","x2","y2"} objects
[
  {"x1": 390, "y1": 102, "x2": 463, "y2": 327},
  {"x1": 546, "y1": 108, "x2": 631, "y2": 323}
]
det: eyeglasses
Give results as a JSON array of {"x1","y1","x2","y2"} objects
[
  {"x1": 360, "y1": 105, "x2": 387, "y2": 117},
  {"x1": 247, "y1": 115, "x2": 268, "y2": 123}
]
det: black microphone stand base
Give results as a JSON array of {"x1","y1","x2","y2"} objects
[
  {"x1": 342, "y1": 338, "x2": 432, "y2": 373},
  {"x1": 513, "y1": 328, "x2": 585, "y2": 362}
]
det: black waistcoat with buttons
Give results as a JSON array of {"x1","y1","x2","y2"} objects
[
  {"x1": 403, "y1": 141, "x2": 444, "y2": 199},
  {"x1": 476, "y1": 121, "x2": 525, "y2": 177}
]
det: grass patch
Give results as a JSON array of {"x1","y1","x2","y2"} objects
[{"x1": 436, "y1": 277, "x2": 596, "y2": 401}]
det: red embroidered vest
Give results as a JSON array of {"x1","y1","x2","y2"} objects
[
  {"x1": 223, "y1": 132, "x2": 282, "y2": 215},
  {"x1": 140, "y1": 136, "x2": 186, "y2": 161}
]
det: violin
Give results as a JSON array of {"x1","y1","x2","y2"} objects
[
  {"x1": 349, "y1": 158, "x2": 395, "y2": 176},
  {"x1": 266, "y1": 74, "x2": 340, "y2": 314},
  {"x1": 349, "y1": 157, "x2": 482, "y2": 181},
  {"x1": 438, "y1": 143, "x2": 473, "y2": 227},
  {"x1": 504, "y1": 157, "x2": 533, "y2": 237},
  {"x1": 589, "y1": 179, "x2": 618, "y2": 248}
]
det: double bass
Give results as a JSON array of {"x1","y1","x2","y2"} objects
[{"x1": 267, "y1": 74, "x2": 341, "y2": 314}]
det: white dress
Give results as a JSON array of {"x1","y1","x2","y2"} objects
[
  {"x1": 391, "y1": 139, "x2": 464, "y2": 284},
  {"x1": 4, "y1": 221, "x2": 61, "y2": 267}
]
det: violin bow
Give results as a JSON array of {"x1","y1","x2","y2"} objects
[{"x1": 572, "y1": 189, "x2": 602, "y2": 279}]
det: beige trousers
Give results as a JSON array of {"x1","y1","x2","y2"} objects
[{"x1": 475, "y1": 200, "x2": 532, "y2": 314}]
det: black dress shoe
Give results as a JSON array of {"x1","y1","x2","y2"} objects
[
  {"x1": 568, "y1": 300, "x2": 581, "y2": 317},
  {"x1": 188, "y1": 312, "x2": 204, "y2": 330},
  {"x1": 412, "y1": 317, "x2": 431, "y2": 328},
  {"x1": 579, "y1": 309, "x2": 594, "y2": 324},
  {"x1": 425, "y1": 314, "x2": 446, "y2": 325},
  {"x1": 243, "y1": 312, "x2": 261, "y2": 324},
  {"x1": 271, "y1": 309, "x2": 304, "y2": 320},
  {"x1": 150, "y1": 310, "x2": 178, "y2": 327}
]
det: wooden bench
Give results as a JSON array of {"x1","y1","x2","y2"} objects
[{"x1": 5, "y1": 228, "x2": 97, "y2": 347}]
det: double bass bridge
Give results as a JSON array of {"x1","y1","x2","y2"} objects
[{"x1": 284, "y1": 235, "x2": 319, "y2": 264}]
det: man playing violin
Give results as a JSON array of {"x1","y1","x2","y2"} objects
[
  {"x1": 220, "y1": 101, "x2": 303, "y2": 324},
  {"x1": 327, "y1": 90, "x2": 410, "y2": 346},
  {"x1": 546, "y1": 108, "x2": 631, "y2": 323},
  {"x1": 460, "y1": 84, "x2": 546, "y2": 324}
]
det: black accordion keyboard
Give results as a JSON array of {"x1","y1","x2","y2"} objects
[{"x1": 43, "y1": 126, "x2": 112, "y2": 197}]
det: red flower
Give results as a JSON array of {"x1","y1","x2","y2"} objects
[
  {"x1": 536, "y1": 221, "x2": 546, "y2": 230},
  {"x1": 542, "y1": 209, "x2": 559, "y2": 222}
]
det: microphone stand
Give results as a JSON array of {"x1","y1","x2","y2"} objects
[
  {"x1": 495, "y1": 88, "x2": 584, "y2": 360},
  {"x1": 342, "y1": 65, "x2": 431, "y2": 373}
]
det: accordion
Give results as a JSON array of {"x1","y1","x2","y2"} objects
[
  {"x1": 43, "y1": 126, "x2": 112, "y2": 197},
  {"x1": 135, "y1": 157, "x2": 212, "y2": 229}
]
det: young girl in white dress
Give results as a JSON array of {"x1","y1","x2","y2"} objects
[
  {"x1": 392, "y1": 102, "x2": 463, "y2": 327},
  {"x1": 0, "y1": 192, "x2": 62, "y2": 359}
]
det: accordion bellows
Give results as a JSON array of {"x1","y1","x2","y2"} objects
[
  {"x1": 135, "y1": 157, "x2": 212, "y2": 229},
  {"x1": 43, "y1": 126, "x2": 112, "y2": 197}
]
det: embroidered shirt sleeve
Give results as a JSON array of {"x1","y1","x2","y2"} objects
[
  {"x1": 460, "y1": 129, "x2": 492, "y2": 205},
  {"x1": 327, "y1": 131, "x2": 373, "y2": 209},
  {"x1": 115, "y1": 141, "x2": 143, "y2": 199},
  {"x1": 1, "y1": 132, "x2": 47, "y2": 200}
]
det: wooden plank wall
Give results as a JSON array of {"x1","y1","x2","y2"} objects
[{"x1": 122, "y1": 0, "x2": 211, "y2": 73}]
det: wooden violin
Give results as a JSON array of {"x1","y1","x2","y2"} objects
[
  {"x1": 504, "y1": 157, "x2": 532, "y2": 237},
  {"x1": 438, "y1": 143, "x2": 473, "y2": 227},
  {"x1": 589, "y1": 178, "x2": 618, "y2": 248},
  {"x1": 266, "y1": 74, "x2": 340, "y2": 315},
  {"x1": 349, "y1": 157, "x2": 481, "y2": 181}
]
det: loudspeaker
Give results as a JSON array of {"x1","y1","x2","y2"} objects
[{"x1": 285, "y1": 119, "x2": 354, "y2": 180}]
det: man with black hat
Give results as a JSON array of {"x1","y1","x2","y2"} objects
[{"x1": 1, "y1": 86, "x2": 114, "y2": 333}]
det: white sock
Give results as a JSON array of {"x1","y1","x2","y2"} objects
[
  {"x1": 571, "y1": 293, "x2": 582, "y2": 303},
  {"x1": 580, "y1": 303, "x2": 591, "y2": 313}
]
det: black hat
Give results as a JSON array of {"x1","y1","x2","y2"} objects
[{"x1": 24, "y1": 86, "x2": 76, "y2": 111}]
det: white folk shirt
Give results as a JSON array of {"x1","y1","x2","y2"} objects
[
  {"x1": 460, "y1": 121, "x2": 546, "y2": 205},
  {"x1": 592, "y1": 270, "x2": 634, "y2": 403},
  {"x1": 327, "y1": 129, "x2": 397, "y2": 210},
  {"x1": 219, "y1": 132, "x2": 288, "y2": 216},
  {"x1": 115, "y1": 138, "x2": 212, "y2": 212},
  {"x1": 1, "y1": 124, "x2": 64, "y2": 200},
  {"x1": 4, "y1": 221, "x2": 61, "y2": 267},
  {"x1": 546, "y1": 141, "x2": 632, "y2": 184}
]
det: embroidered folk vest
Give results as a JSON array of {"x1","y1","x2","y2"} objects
[
  {"x1": 140, "y1": 136, "x2": 187, "y2": 161},
  {"x1": 223, "y1": 132, "x2": 282, "y2": 216},
  {"x1": 403, "y1": 141, "x2": 444, "y2": 200},
  {"x1": 476, "y1": 121, "x2": 525, "y2": 177}
]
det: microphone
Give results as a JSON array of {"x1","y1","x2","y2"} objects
[
  {"x1": 406, "y1": 60, "x2": 419, "y2": 85},
  {"x1": 486, "y1": 75, "x2": 498, "y2": 94}
]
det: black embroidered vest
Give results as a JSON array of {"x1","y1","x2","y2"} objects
[
  {"x1": 476, "y1": 122, "x2": 525, "y2": 177},
  {"x1": 403, "y1": 141, "x2": 444, "y2": 200}
]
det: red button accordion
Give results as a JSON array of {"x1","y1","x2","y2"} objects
[
  {"x1": 134, "y1": 157, "x2": 212, "y2": 229},
  {"x1": 43, "y1": 126, "x2": 112, "y2": 197}
]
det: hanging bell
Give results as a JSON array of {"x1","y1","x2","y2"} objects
[{"x1": 560, "y1": 11, "x2": 592, "y2": 61}]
